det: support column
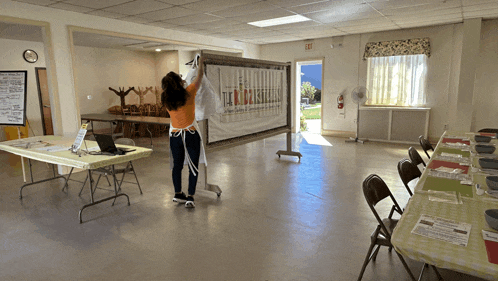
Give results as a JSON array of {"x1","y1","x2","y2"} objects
[{"x1": 451, "y1": 18, "x2": 481, "y2": 132}]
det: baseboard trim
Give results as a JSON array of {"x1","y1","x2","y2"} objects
[{"x1": 322, "y1": 130, "x2": 356, "y2": 138}]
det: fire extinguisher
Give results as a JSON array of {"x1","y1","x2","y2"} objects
[{"x1": 337, "y1": 94, "x2": 344, "y2": 109}]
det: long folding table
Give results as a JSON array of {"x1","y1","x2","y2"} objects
[
  {"x1": 391, "y1": 131, "x2": 498, "y2": 280},
  {"x1": 81, "y1": 113, "x2": 171, "y2": 147},
  {"x1": 0, "y1": 135, "x2": 152, "y2": 223}
]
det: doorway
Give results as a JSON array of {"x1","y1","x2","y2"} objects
[
  {"x1": 296, "y1": 60, "x2": 323, "y2": 135},
  {"x1": 36, "y1": 67, "x2": 53, "y2": 135}
]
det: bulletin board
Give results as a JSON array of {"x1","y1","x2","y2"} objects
[
  {"x1": 0, "y1": 71, "x2": 28, "y2": 126},
  {"x1": 203, "y1": 54, "x2": 291, "y2": 150}
]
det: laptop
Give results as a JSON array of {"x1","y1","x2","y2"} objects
[{"x1": 93, "y1": 134, "x2": 136, "y2": 155}]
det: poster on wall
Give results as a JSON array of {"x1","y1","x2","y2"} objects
[
  {"x1": 0, "y1": 71, "x2": 28, "y2": 126},
  {"x1": 206, "y1": 64, "x2": 287, "y2": 143}
]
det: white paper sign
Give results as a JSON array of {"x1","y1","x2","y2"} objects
[
  {"x1": 411, "y1": 214, "x2": 471, "y2": 246},
  {"x1": 71, "y1": 124, "x2": 88, "y2": 152}
]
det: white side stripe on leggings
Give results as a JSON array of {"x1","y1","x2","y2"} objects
[{"x1": 171, "y1": 126, "x2": 199, "y2": 176}]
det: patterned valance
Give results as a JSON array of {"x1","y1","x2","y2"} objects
[{"x1": 363, "y1": 38, "x2": 431, "y2": 60}]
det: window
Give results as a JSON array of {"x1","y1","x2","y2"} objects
[{"x1": 366, "y1": 54, "x2": 427, "y2": 106}]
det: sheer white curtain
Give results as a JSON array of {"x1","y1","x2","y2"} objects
[{"x1": 366, "y1": 54, "x2": 427, "y2": 106}]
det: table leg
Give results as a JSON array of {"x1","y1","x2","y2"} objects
[
  {"x1": 146, "y1": 124, "x2": 153, "y2": 148},
  {"x1": 19, "y1": 174, "x2": 68, "y2": 199},
  {"x1": 78, "y1": 166, "x2": 130, "y2": 223}
]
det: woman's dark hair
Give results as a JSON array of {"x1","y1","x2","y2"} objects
[{"x1": 161, "y1": 72, "x2": 188, "y2": 111}]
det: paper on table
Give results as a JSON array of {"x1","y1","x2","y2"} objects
[
  {"x1": 441, "y1": 152, "x2": 462, "y2": 158},
  {"x1": 428, "y1": 190, "x2": 462, "y2": 204},
  {"x1": 36, "y1": 145, "x2": 70, "y2": 152},
  {"x1": 411, "y1": 214, "x2": 471, "y2": 246}
]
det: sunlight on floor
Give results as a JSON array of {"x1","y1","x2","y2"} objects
[{"x1": 301, "y1": 132, "x2": 332, "y2": 146}]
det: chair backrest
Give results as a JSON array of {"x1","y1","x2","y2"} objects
[
  {"x1": 114, "y1": 137, "x2": 135, "y2": 146},
  {"x1": 397, "y1": 159, "x2": 421, "y2": 196},
  {"x1": 408, "y1": 146, "x2": 426, "y2": 167},
  {"x1": 418, "y1": 135, "x2": 434, "y2": 159},
  {"x1": 363, "y1": 174, "x2": 403, "y2": 238},
  {"x1": 478, "y1": 128, "x2": 498, "y2": 133}
]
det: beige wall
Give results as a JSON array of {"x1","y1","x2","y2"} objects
[
  {"x1": 261, "y1": 20, "x2": 498, "y2": 141},
  {"x1": 0, "y1": 38, "x2": 46, "y2": 141},
  {"x1": 473, "y1": 19, "x2": 498, "y2": 131},
  {"x1": 74, "y1": 46, "x2": 158, "y2": 116}
]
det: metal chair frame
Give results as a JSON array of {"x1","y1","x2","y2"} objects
[
  {"x1": 397, "y1": 159, "x2": 421, "y2": 197},
  {"x1": 418, "y1": 135, "x2": 434, "y2": 159}
]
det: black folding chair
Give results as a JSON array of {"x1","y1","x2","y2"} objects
[
  {"x1": 418, "y1": 135, "x2": 434, "y2": 159},
  {"x1": 408, "y1": 147, "x2": 426, "y2": 169},
  {"x1": 397, "y1": 159, "x2": 421, "y2": 197}
]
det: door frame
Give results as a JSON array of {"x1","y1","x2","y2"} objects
[
  {"x1": 35, "y1": 67, "x2": 48, "y2": 135},
  {"x1": 295, "y1": 58, "x2": 324, "y2": 134}
]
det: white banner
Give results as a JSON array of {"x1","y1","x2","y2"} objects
[{"x1": 207, "y1": 65, "x2": 287, "y2": 143}]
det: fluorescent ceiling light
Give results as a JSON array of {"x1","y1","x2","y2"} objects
[{"x1": 248, "y1": 15, "x2": 311, "y2": 27}]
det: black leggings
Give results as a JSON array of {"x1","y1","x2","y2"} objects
[{"x1": 170, "y1": 130, "x2": 201, "y2": 196}]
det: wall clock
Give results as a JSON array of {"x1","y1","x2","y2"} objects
[{"x1": 23, "y1": 49, "x2": 38, "y2": 63}]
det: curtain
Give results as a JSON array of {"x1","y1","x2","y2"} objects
[
  {"x1": 363, "y1": 38, "x2": 430, "y2": 60},
  {"x1": 366, "y1": 55, "x2": 427, "y2": 106}
]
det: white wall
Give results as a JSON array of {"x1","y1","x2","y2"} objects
[
  {"x1": 260, "y1": 20, "x2": 498, "y2": 141},
  {"x1": 74, "y1": 46, "x2": 159, "y2": 118},
  {"x1": 0, "y1": 38, "x2": 46, "y2": 141},
  {"x1": 473, "y1": 20, "x2": 498, "y2": 131}
]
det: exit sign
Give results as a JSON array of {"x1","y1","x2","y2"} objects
[{"x1": 304, "y1": 42, "x2": 314, "y2": 52}]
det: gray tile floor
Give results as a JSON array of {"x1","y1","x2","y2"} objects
[{"x1": 0, "y1": 134, "x2": 487, "y2": 280}]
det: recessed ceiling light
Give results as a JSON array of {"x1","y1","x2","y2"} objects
[
  {"x1": 155, "y1": 48, "x2": 161, "y2": 52},
  {"x1": 248, "y1": 15, "x2": 311, "y2": 27}
]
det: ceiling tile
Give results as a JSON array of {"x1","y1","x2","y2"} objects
[
  {"x1": 47, "y1": 3, "x2": 94, "y2": 13},
  {"x1": 136, "y1": 6, "x2": 198, "y2": 21},
  {"x1": 102, "y1": 0, "x2": 173, "y2": 16},
  {"x1": 397, "y1": 19, "x2": 461, "y2": 29},
  {"x1": 86, "y1": 10, "x2": 126, "y2": 19},
  {"x1": 146, "y1": 21, "x2": 180, "y2": 28},
  {"x1": 185, "y1": 19, "x2": 238, "y2": 30},
  {"x1": 181, "y1": 0, "x2": 261, "y2": 13},
  {"x1": 387, "y1": 9, "x2": 462, "y2": 21},
  {"x1": 63, "y1": 0, "x2": 132, "y2": 9},
  {"x1": 369, "y1": 0, "x2": 451, "y2": 10},
  {"x1": 12, "y1": 0, "x2": 57, "y2": 5},
  {"x1": 395, "y1": 14, "x2": 463, "y2": 25},
  {"x1": 160, "y1": 13, "x2": 223, "y2": 25},
  {"x1": 210, "y1": 1, "x2": 276, "y2": 17},
  {"x1": 462, "y1": 0, "x2": 498, "y2": 5},
  {"x1": 329, "y1": 17, "x2": 394, "y2": 28},
  {"x1": 118, "y1": 15, "x2": 156, "y2": 24},
  {"x1": 306, "y1": 7, "x2": 382, "y2": 24},
  {"x1": 266, "y1": 0, "x2": 332, "y2": 9},
  {"x1": 156, "y1": 0, "x2": 200, "y2": 4},
  {"x1": 231, "y1": 9, "x2": 295, "y2": 23}
]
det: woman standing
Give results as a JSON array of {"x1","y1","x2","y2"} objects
[{"x1": 161, "y1": 56, "x2": 206, "y2": 208}]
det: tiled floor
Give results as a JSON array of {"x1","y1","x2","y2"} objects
[{"x1": 0, "y1": 134, "x2": 487, "y2": 280}]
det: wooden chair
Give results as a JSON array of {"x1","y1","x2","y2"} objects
[
  {"x1": 358, "y1": 174, "x2": 415, "y2": 281},
  {"x1": 418, "y1": 135, "x2": 434, "y2": 159},
  {"x1": 397, "y1": 159, "x2": 421, "y2": 197}
]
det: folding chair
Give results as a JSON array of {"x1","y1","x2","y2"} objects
[
  {"x1": 358, "y1": 174, "x2": 443, "y2": 281},
  {"x1": 418, "y1": 135, "x2": 434, "y2": 159},
  {"x1": 78, "y1": 138, "x2": 142, "y2": 197},
  {"x1": 478, "y1": 128, "x2": 498, "y2": 133},
  {"x1": 397, "y1": 159, "x2": 421, "y2": 197},
  {"x1": 408, "y1": 147, "x2": 426, "y2": 170}
]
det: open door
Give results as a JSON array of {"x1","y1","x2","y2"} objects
[{"x1": 36, "y1": 67, "x2": 53, "y2": 135}]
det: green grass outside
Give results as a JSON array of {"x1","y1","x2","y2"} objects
[{"x1": 302, "y1": 107, "x2": 321, "y2": 119}]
